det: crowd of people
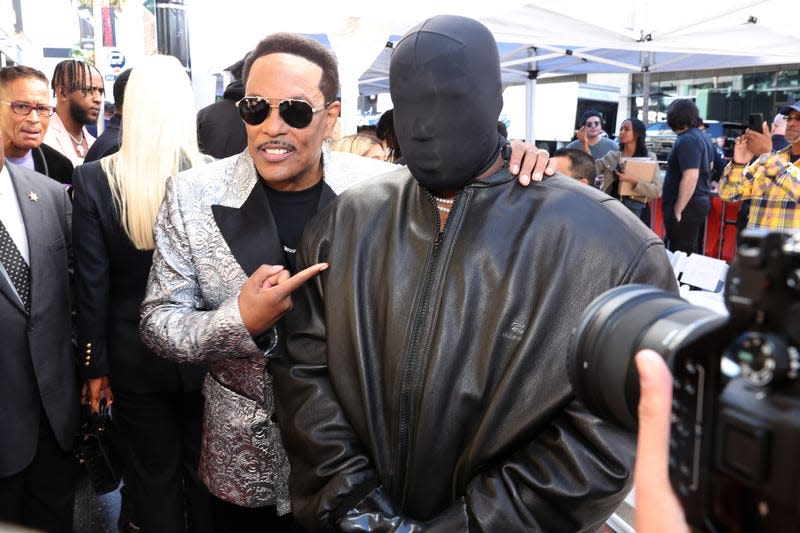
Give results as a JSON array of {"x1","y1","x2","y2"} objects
[
  {"x1": 0, "y1": 12, "x2": 797, "y2": 533},
  {"x1": 565, "y1": 97, "x2": 798, "y2": 254}
]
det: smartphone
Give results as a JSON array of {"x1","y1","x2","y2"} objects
[{"x1": 748, "y1": 112, "x2": 763, "y2": 131}]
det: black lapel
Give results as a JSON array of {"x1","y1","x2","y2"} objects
[{"x1": 211, "y1": 182, "x2": 284, "y2": 277}]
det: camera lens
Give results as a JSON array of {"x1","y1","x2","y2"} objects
[{"x1": 568, "y1": 285, "x2": 728, "y2": 430}]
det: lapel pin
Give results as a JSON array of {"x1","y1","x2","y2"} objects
[{"x1": 28, "y1": 192, "x2": 39, "y2": 202}]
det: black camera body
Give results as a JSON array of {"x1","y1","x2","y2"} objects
[{"x1": 569, "y1": 230, "x2": 800, "y2": 532}]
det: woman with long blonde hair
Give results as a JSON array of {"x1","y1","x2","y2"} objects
[
  {"x1": 329, "y1": 133, "x2": 387, "y2": 160},
  {"x1": 72, "y1": 54, "x2": 212, "y2": 533}
]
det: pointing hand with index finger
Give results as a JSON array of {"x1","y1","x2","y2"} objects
[{"x1": 240, "y1": 262, "x2": 329, "y2": 336}]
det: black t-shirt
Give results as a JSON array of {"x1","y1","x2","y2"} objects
[
  {"x1": 663, "y1": 127, "x2": 712, "y2": 208},
  {"x1": 260, "y1": 178, "x2": 323, "y2": 272}
]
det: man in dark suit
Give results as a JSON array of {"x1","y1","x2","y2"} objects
[
  {"x1": 196, "y1": 54, "x2": 248, "y2": 159},
  {"x1": 84, "y1": 68, "x2": 132, "y2": 163},
  {"x1": 0, "y1": 65, "x2": 74, "y2": 186},
  {"x1": 0, "y1": 127, "x2": 79, "y2": 532}
]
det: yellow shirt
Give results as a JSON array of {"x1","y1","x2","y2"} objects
[{"x1": 718, "y1": 146, "x2": 800, "y2": 230}]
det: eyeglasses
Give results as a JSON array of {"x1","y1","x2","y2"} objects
[
  {"x1": 236, "y1": 96, "x2": 329, "y2": 128},
  {"x1": 585, "y1": 120, "x2": 601, "y2": 127},
  {"x1": 0, "y1": 100, "x2": 54, "y2": 117}
]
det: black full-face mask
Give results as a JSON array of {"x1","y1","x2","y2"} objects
[{"x1": 390, "y1": 15, "x2": 504, "y2": 191}]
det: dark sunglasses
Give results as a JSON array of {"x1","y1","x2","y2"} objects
[{"x1": 236, "y1": 96, "x2": 329, "y2": 128}]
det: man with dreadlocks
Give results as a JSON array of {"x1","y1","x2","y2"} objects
[{"x1": 44, "y1": 59, "x2": 104, "y2": 167}]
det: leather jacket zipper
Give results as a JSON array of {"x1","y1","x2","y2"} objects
[{"x1": 394, "y1": 193, "x2": 450, "y2": 506}]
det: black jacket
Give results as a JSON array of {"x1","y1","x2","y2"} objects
[
  {"x1": 84, "y1": 114, "x2": 121, "y2": 163},
  {"x1": 32, "y1": 143, "x2": 73, "y2": 185},
  {"x1": 274, "y1": 166, "x2": 678, "y2": 532},
  {"x1": 197, "y1": 80, "x2": 246, "y2": 159},
  {"x1": 72, "y1": 161, "x2": 207, "y2": 393}
]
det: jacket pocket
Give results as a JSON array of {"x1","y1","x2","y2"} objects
[
  {"x1": 48, "y1": 235, "x2": 66, "y2": 252},
  {"x1": 198, "y1": 373, "x2": 291, "y2": 513}
]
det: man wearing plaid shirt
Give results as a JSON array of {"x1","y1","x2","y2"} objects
[{"x1": 719, "y1": 100, "x2": 800, "y2": 230}]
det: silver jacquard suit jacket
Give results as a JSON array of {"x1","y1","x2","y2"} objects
[{"x1": 140, "y1": 149, "x2": 397, "y2": 512}]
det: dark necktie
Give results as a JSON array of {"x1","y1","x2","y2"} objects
[{"x1": 0, "y1": 219, "x2": 31, "y2": 312}]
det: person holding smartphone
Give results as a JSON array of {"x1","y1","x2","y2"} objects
[{"x1": 718, "y1": 101, "x2": 800, "y2": 231}]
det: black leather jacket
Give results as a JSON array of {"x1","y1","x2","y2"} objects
[{"x1": 273, "y1": 165, "x2": 678, "y2": 532}]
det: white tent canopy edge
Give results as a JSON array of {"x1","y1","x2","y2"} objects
[{"x1": 188, "y1": 0, "x2": 799, "y2": 139}]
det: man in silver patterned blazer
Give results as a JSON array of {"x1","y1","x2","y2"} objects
[
  {"x1": 140, "y1": 32, "x2": 552, "y2": 530},
  {"x1": 139, "y1": 33, "x2": 345, "y2": 530}
]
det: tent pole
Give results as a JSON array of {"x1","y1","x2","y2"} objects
[
  {"x1": 525, "y1": 47, "x2": 538, "y2": 145},
  {"x1": 525, "y1": 72, "x2": 537, "y2": 144},
  {"x1": 640, "y1": 51, "x2": 652, "y2": 126},
  {"x1": 642, "y1": 70, "x2": 650, "y2": 126}
]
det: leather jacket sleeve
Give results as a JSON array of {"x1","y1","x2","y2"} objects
[
  {"x1": 332, "y1": 415, "x2": 632, "y2": 533},
  {"x1": 139, "y1": 176, "x2": 263, "y2": 364},
  {"x1": 465, "y1": 403, "x2": 635, "y2": 532},
  {"x1": 272, "y1": 257, "x2": 381, "y2": 531},
  {"x1": 337, "y1": 487, "x2": 468, "y2": 532}
]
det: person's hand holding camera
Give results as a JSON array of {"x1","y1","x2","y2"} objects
[{"x1": 634, "y1": 349, "x2": 689, "y2": 533}]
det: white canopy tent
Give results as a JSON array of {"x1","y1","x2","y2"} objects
[
  {"x1": 188, "y1": 0, "x2": 799, "y2": 138},
  {"x1": 486, "y1": 0, "x2": 799, "y2": 139}
]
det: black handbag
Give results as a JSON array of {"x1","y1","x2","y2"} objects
[{"x1": 75, "y1": 398, "x2": 124, "y2": 494}]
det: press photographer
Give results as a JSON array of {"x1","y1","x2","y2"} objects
[{"x1": 569, "y1": 230, "x2": 800, "y2": 533}]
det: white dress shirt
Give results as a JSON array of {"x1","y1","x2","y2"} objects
[
  {"x1": 0, "y1": 163, "x2": 30, "y2": 263},
  {"x1": 0, "y1": 163, "x2": 30, "y2": 303}
]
